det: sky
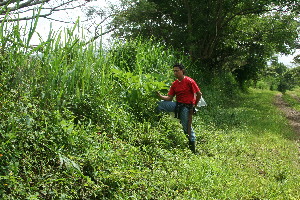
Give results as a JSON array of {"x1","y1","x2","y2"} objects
[
  {"x1": 277, "y1": 50, "x2": 299, "y2": 67},
  {"x1": 28, "y1": 0, "x2": 115, "y2": 47},
  {"x1": 27, "y1": 0, "x2": 298, "y2": 67}
]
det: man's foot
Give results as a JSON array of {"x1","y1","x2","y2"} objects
[{"x1": 188, "y1": 140, "x2": 196, "y2": 154}]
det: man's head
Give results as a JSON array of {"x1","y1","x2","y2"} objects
[
  {"x1": 173, "y1": 63, "x2": 185, "y2": 80},
  {"x1": 173, "y1": 63, "x2": 185, "y2": 74}
]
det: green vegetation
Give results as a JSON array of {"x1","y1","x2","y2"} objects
[
  {"x1": 288, "y1": 87, "x2": 300, "y2": 98},
  {"x1": 1, "y1": 21, "x2": 300, "y2": 199},
  {"x1": 255, "y1": 59, "x2": 300, "y2": 93},
  {"x1": 110, "y1": 0, "x2": 299, "y2": 87},
  {"x1": 284, "y1": 87, "x2": 300, "y2": 112}
]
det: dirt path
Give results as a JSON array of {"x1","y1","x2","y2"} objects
[{"x1": 274, "y1": 93, "x2": 300, "y2": 137}]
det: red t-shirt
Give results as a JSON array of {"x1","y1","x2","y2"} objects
[{"x1": 168, "y1": 76, "x2": 200, "y2": 105}]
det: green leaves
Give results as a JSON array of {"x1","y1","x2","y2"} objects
[
  {"x1": 111, "y1": 0, "x2": 299, "y2": 86},
  {"x1": 112, "y1": 68, "x2": 169, "y2": 94}
]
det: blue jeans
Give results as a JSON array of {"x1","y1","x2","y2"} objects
[{"x1": 157, "y1": 101, "x2": 196, "y2": 142}]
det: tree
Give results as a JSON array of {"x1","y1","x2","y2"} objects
[
  {"x1": 108, "y1": 0, "x2": 299, "y2": 84},
  {"x1": 293, "y1": 54, "x2": 300, "y2": 66},
  {"x1": 80, "y1": 0, "x2": 120, "y2": 45},
  {"x1": 227, "y1": 12, "x2": 299, "y2": 87},
  {"x1": 257, "y1": 58, "x2": 299, "y2": 92}
]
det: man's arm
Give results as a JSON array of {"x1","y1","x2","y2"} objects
[
  {"x1": 195, "y1": 91, "x2": 202, "y2": 106},
  {"x1": 157, "y1": 92, "x2": 174, "y2": 101}
]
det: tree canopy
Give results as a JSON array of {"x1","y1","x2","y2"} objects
[{"x1": 108, "y1": 0, "x2": 299, "y2": 84}]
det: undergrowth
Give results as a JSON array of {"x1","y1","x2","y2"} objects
[{"x1": 1, "y1": 20, "x2": 300, "y2": 199}]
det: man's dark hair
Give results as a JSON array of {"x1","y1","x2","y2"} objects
[
  {"x1": 173, "y1": 63, "x2": 186, "y2": 74},
  {"x1": 173, "y1": 63, "x2": 185, "y2": 70}
]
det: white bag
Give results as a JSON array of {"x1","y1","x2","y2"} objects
[{"x1": 197, "y1": 97, "x2": 207, "y2": 107}]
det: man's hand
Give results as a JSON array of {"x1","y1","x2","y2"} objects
[
  {"x1": 157, "y1": 91, "x2": 174, "y2": 101},
  {"x1": 195, "y1": 91, "x2": 202, "y2": 106},
  {"x1": 156, "y1": 91, "x2": 163, "y2": 99}
]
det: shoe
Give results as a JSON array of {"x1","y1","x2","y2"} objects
[{"x1": 188, "y1": 140, "x2": 196, "y2": 154}]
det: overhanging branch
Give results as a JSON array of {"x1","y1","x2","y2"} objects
[{"x1": 0, "y1": 0, "x2": 88, "y2": 23}]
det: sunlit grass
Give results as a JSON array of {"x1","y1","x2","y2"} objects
[
  {"x1": 1, "y1": 16, "x2": 300, "y2": 199},
  {"x1": 284, "y1": 87, "x2": 300, "y2": 111},
  {"x1": 188, "y1": 88, "x2": 300, "y2": 198}
]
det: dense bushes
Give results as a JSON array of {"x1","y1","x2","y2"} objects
[
  {"x1": 1, "y1": 23, "x2": 300, "y2": 199},
  {"x1": 0, "y1": 25, "x2": 190, "y2": 198}
]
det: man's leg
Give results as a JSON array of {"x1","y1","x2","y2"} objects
[
  {"x1": 180, "y1": 107, "x2": 196, "y2": 153},
  {"x1": 156, "y1": 101, "x2": 176, "y2": 113},
  {"x1": 157, "y1": 101, "x2": 196, "y2": 153}
]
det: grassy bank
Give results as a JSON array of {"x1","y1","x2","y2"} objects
[{"x1": 1, "y1": 84, "x2": 300, "y2": 199}]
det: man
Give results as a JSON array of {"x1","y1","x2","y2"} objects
[{"x1": 157, "y1": 63, "x2": 202, "y2": 153}]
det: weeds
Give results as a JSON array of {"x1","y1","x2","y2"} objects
[
  {"x1": 1, "y1": 17, "x2": 300, "y2": 199},
  {"x1": 284, "y1": 87, "x2": 300, "y2": 111}
]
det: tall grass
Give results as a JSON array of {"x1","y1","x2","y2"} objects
[
  {"x1": 1, "y1": 16, "x2": 300, "y2": 199},
  {"x1": 0, "y1": 19, "x2": 185, "y2": 198}
]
